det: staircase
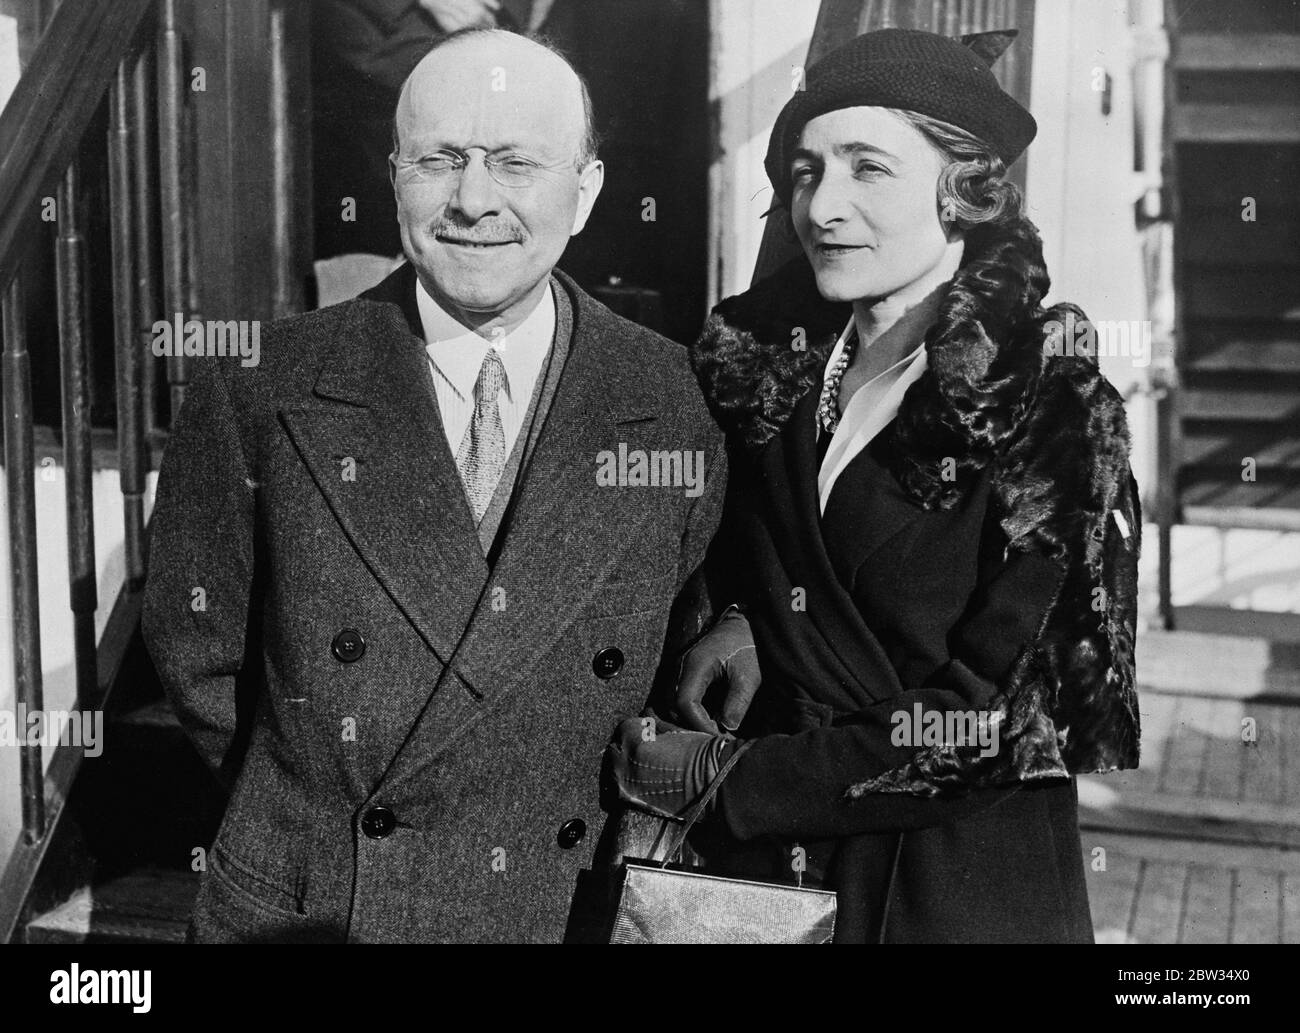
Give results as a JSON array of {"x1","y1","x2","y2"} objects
[
  {"x1": 19, "y1": 628, "x2": 225, "y2": 944},
  {"x1": 1168, "y1": 0, "x2": 1300, "y2": 529},
  {"x1": 1, "y1": 0, "x2": 307, "y2": 943}
]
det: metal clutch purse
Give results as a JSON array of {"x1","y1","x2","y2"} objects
[{"x1": 609, "y1": 741, "x2": 837, "y2": 944}]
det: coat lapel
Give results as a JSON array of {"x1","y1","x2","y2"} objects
[
  {"x1": 819, "y1": 417, "x2": 919, "y2": 579},
  {"x1": 763, "y1": 388, "x2": 905, "y2": 706},
  {"x1": 453, "y1": 285, "x2": 660, "y2": 697},
  {"x1": 374, "y1": 275, "x2": 663, "y2": 793},
  {"x1": 280, "y1": 265, "x2": 489, "y2": 665}
]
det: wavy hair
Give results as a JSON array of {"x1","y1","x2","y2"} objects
[{"x1": 886, "y1": 108, "x2": 1023, "y2": 230}]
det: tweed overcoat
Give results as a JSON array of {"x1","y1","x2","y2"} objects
[{"x1": 141, "y1": 265, "x2": 725, "y2": 943}]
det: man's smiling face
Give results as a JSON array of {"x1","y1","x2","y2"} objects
[{"x1": 391, "y1": 32, "x2": 603, "y2": 333}]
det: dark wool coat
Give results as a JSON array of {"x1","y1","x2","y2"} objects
[
  {"x1": 688, "y1": 216, "x2": 1141, "y2": 943},
  {"x1": 142, "y1": 265, "x2": 725, "y2": 943}
]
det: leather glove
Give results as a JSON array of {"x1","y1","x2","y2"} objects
[
  {"x1": 607, "y1": 717, "x2": 735, "y2": 821},
  {"x1": 673, "y1": 605, "x2": 761, "y2": 734}
]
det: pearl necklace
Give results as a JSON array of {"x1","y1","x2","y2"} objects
[
  {"x1": 818, "y1": 325, "x2": 925, "y2": 439},
  {"x1": 817, "y1": 327, "x2": 860, "y2": 437}
]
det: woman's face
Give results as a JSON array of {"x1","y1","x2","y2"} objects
[{"x1": 789, "y1": 106, "x2": 952, "y2": 304}]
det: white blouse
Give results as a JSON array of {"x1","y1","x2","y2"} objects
[{"x1": 817, "y1": 319, "x2": 929, "y2": 514}]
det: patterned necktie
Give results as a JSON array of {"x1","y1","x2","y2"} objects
[{"x1": 455, "y1": 349, "x2": 507, "y2": 523}]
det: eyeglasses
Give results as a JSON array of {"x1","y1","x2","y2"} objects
[{"x1": 390, "y1": 148, "x2": 576, "y2": 189}]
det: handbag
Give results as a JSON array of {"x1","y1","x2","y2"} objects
[{"x1": 608, "y1": 740, "x2": 838, "y2": 944}]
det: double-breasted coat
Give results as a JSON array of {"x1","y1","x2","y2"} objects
[{"x1": 142, "y1": 265, "x2": 725, "y2": 942}]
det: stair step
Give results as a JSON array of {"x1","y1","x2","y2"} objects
[
  {"x1": 106, "y1": 698, "x2": 198, "y2": 761},
  {"x1": 1176, "y1": 70, "x2": 1300, "y2": 107},
  {"x1": 1179, "y1": 212, "x2": 1300, "y2": 264},
  {"x1": 113, "y1": 698, "x2": 183, "y2": 732},
  {"x1": 1182, "y1": 268, "x2": 1300, "y2": 320},
  {"x1": 1176, "y1": 34, "x2": 1300, "y2": 71},
  {"x1": 1173, "y1": 605, "x2": 1300, "y2": 645},
  {"x1": 1138, "y1": 628, "x2": 1300, "y2": 699},
  {"x1": 1182, "y1": 505, "x2": 1300, "y2": 531},
  {"x1": 1177, "y1": 143, "x2": 1297, "y2": 207},
  {"x1": 1179, "y1": 388, "x2": 1300, "y2": 421},
  {"x1": 1078, "y1": 781, "x2": 1300, "y2": 851},
  {"x1": 1170, "y1": 0, "x2": 1300, "y2": 33},
  {"x1": 1188, "y1": 336, "x2": 1300, "y2": 373},
  {"x1": 25, "y1": 867, "x2": 198, "y2": 944},
  {"x1": 1181, "y1": 430, "x2": 1300, "y2": 468},
  {"x1": 1173, "y1": 103, "x2": 1300, "y2": 143},
  {"x1": 1180, "y1": 497, "x2": 1300, "y2": 531},
  {"x1": 66, "y1": 692, "x2": 227, "y2": 873},
  {"x1": 1178, "y1": 465, "x2": 1300, "y2": 526}
]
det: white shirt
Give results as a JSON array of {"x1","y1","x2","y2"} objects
[
  {"x1": 416, "y1": 279, "x2": 555, "y2": 457},
  {"x1": 817, "y1": 319, "x2": 929, "y2": 514}
]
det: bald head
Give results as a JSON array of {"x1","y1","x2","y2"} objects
[
  {"x1": 387, "y1": 27, "x2": 606, "y2": 336},
  {"x1": 393, "y1": 29, "x2": 597, "y2": 168}
]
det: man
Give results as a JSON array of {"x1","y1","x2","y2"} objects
[{"x1": 142, "y1": 28, "x2": 725, "y2": 943}]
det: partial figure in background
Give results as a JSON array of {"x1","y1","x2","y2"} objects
[{"x1": 313, "y1": 0, "x2": 508, "y2": 260}]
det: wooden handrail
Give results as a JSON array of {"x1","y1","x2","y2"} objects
[
  {"x1": 0, "y1": 0, "x2": 155, "y2": 292},
  {"x1": 2, "y1": 0, "x2": 311, "y2": 942},
  {"x1": 1, "y1": 0, "x2": 158, "y2": 943}
]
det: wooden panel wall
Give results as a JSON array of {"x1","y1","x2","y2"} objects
[{"x1": 187, "y1": 0, "x2": 311, "y2": 323}]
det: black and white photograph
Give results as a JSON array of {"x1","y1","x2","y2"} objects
[{"x1": 0, "y1": 0, "x2": 1295, "y2": 994}]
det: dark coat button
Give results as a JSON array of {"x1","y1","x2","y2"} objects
[
  {"x1": 592, "y1": 647, "x2": 624, "y2": 679},
  {"x1": 557, "y1": 818, "x2": 586, "y2": 849},
  {"x1": 360, "y1": 806, "x2": 396, "y2": 839},
  {"x1": 332, "y1": 628, "x2": 365, "y2": 663}
]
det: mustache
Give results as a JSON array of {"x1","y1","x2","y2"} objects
[{"x1": 431, "y1": 218, "x2": 525, "y2": 244}]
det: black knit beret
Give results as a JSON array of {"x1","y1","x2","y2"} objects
[{"x1": 765, "y1": 28, "x2": 1037, "y2": 210}]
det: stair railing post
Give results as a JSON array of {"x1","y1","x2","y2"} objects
[
  {"x1": 133, "y1": 41, "x2": 162, "y2": 439},
  {"x1": 55, "y1": 162, "x2": 101, "y2": 709},
  {"x1": 109, "y1": 59, "x2": 147, "y2": 591},
  {"x1": 157, "y1": 0, "x2": 190, "y2": 426},
  {"x1": 2, "y1": 272, "x2": 47, "y2": 845}
]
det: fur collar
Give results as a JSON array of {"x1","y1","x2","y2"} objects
[
  {"x1": 691, "y1": 216, "x2": 1142, "y2": 790},
  {"x1": 693, "y1": 216, "x2": 1059, "y2": 508}
]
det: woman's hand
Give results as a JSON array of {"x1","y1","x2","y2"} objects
[
  {"x1": 672, "y1": 606, "x2": 761, "y2": 734},
  {"x1": 606, "y1": 717, "x2": 734, "y2": 820}
]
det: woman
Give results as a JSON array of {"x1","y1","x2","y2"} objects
[{"x1": 609, "y1": 27, "x2": 1141, "y2": 943}]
